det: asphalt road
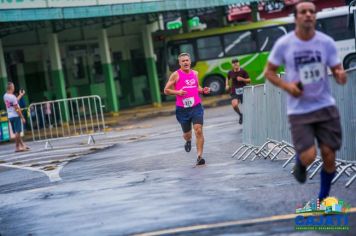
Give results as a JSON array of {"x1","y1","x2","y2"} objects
[{"x1": 1, "y1": 105, "x2": 355, "y2": 235}]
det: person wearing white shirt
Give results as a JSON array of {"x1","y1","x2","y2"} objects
[
  {"x1": 3, "y1": 82, "x2": 30, "y2": 152},
  {"x1": 264, "y1": 0, "x2": 347, "y2": 200}
]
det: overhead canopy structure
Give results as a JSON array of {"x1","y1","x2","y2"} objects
[
  {"x1": 0, "y1": 0, "x2": 257, "y2": 112},
  {"x1": 0, "y1": 0, "x2": 254, "y2": 22}
]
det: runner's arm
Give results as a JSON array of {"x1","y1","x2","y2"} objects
[
  {"x1": 198, "y1": 86, "x2": 210, "y2": 95},
  {"x1": 330, "y1": 64, "x2": 347, "y2": 85},
  {"x1": 264, "y1": 62, "x2": 302, "y2": 97},
  {"x1": 237, "y1": 70, "x2": 251, "y2": 83},
  {"x1": 14, "y1": 104, "x2": 26, "y2": 123},
  {"x1": 196, "y1": 71, "x2": 210, "y2": 94},
  {"x1": 164, "y1": 72, "x2": 183, "y2": 96},
  {"x1": 225, "y1": 75, "x2": 230, "y2": 90},
  {"x1": 238, "y1": 77, "x2": 251, "y2": 84}
]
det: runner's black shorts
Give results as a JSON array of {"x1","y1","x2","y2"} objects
[
  {"x1": 176, "y1": 103, "x2": 204, "y2": 133},
  {"x1": 230, "y1": 94, "x2": 243, "y2": 104}
]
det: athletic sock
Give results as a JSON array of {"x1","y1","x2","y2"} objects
[
  {"x1": 293, "y1": 154, "x2": 307, "y2": 183},
  {"x1": 318, "y1": 168, "x2": 336, "y2": 201},
  {"x1": 295, "y1": 154, "x2": 302, "y2": 165}
]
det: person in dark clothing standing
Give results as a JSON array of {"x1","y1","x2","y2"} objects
[{"x1": 226, "y1": 58, "x2": 251, "y2": 124}]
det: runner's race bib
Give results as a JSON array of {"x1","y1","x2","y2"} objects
[
  {"x1": 183, "y1": 97, "x2": 195, "y2": 108},
  {"x1": 298, "y1": 62, "x2": 325, "y2": 85},
  {"x1": 235, "y1": 88, "x2": 244, "y2": 95}
]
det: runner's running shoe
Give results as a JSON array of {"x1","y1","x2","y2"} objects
[
  {"x1": 196, "y1": 156, "x2": 205, "y2": 165},
  {"x1": 185, "y1": 140, "x2": 191, "y2": 152}
]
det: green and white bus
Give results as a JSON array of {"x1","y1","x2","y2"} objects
[{"x1": 165, "y1": 6, "x2": 355, "y2": 95}]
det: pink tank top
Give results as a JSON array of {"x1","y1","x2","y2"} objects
[{"x1": 175, "y1": 69, "x2": 201, "y2": 108}]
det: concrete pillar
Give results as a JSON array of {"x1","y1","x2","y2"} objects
[
  {"x1": 120, "y1": 44, "x2": 135, "y2": 104},
  {"x1": 142, "y1": 23, "x2": 162, "y2": 107},
  {"x1": 48, "y1": 33, "x2": 69, "y2": 121},
  {"x1": 98, "y1": 28, "x2": 119, "y2": 113},
  {"x1": 0, "y1": 39, "x2": 8, "y2": 110},
  {"x1": 16, "y1": 63, "x2": 29, "y2": 106},
  {"x1": 48, "y1": 33, "x2": 66, "y2": 100}
]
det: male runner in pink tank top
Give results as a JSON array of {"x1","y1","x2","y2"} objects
[{"x1": 164, "y1": 53, "x2": 210, "y2": 165}]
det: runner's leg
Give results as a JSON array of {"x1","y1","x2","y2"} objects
[
  {"x1": 231, "y1": 98, "x2": 241, "y2": 116},
  {"x1": 193, "y1": 124, "x2": 204, "y2": 158},
  {"x1": 318, "y1": 144, "x2": 336, "y2": 200}
]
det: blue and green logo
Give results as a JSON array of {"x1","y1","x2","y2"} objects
[{"x1": 295, "y1": 197, "x2": 351, "y2": 231}]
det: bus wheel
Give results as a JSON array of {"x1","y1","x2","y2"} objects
[
  {"x1": 343, "y1": 53, "x2": 356, "y2": 70},
  {"x1": 203, "y1": 76, "x2": 224, "y2": 95}
]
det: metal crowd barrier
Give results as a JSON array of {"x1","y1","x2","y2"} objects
[
  {"x1": 232, "y1": 68, "x2": 356, "y2": 187},
  {"x1": 330, "y1": 68, "x2": 356, "y2": 187},
  {"x1": 29, "y1": 95, "x2": 105, "y2": 149}
]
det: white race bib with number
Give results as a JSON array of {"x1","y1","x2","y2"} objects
[
  {"x1": 298, "y1": 62, "x2": 325, "y2": 85},
  {"x1": 183, "y1": 97, "x2": 195, "y2": 108},
  {"x1": 235, "y1": 88, "x2": 244, "y2": 95}
]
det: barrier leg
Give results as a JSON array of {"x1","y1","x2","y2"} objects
[
  {"x1": 283, "y1": 154, "x2": 296, "y2": 168},
  {"x1": 242, "y1": 148, "x2": 258, "y2": 161},
  {"x1": 306, "y1": 158, "x2": 321, "y2": 172},
  {"x1": 263, "y1": 144, "x2": 282, "y2": 159},
  {"x1": 88, "y1": 135, "x2": 95, "y2": 145},
  {"x1": 345, "y1": 173, "x2": 356, "y2": 188},
  {"x1": 251, "y1": 149, "x2": 269, "y2": 161},
  {"x1": 232, "y1": 145, "x2": 248, "y2": 158},
  {"x1": 237, "y1": 147, "x2": 252, "y2": 160},
  {"x1": 45, "y1": 140, "x2": 53, "y2": 150},
  {"x1": 255, "y1": 141, "x2": 276, "y2": 155},
  {"x1": 271, "y1": 145, "x2": 289, "y2": 160},
  {"x1": 281, "y1": 141, "x2": 296, "y2": 156},
  {"x1": 283, "y1": 147, "x2": 295, "y2": 156},
  {"x1": 309, "y1": 162, "x2": 323, "y2": 179},
  {"x1": 331, "y1": 163, "x2": 353, "y2": 184}
]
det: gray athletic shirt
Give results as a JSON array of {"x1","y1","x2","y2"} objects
[{"x1": 268, "y1": 31, "x2": 341, "y2": 115}]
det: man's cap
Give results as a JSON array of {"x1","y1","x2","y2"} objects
[{"x1": 232, "y1": 58, "x2": 239, "y2": 63}]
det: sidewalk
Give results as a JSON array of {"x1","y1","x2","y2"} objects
[
  {"x1": 0, "y1": 94, "x2": 231, "y2": 144},
  {"x1": 103, "y1": 94, "x2": 231, "y2": 127}
]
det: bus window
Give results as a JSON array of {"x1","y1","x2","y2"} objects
[
  {"x1": 321, "y1": 16, "x2": 354, "y2": 41},
  {"x1": 257, "y1": 26, "x2": 288, "y2": 51},
  {"x1": 223, "y1": 31, "x2": 257, "y2": 56},
  {"x1": 197, "y1": 36, "x2": 223, "y2": 60},
  {"x1": 167, "y1": 42, "x2": 196, "y2": 71},
  {"x1": 180, "y1": 44, "x2": 196, "y2": 62},
  {"x1": 286, "y1": 24, "x2": 295, "y2": 32},
  {"x1": 316, "y1": 20, "x2": 323, "y2": 31}
]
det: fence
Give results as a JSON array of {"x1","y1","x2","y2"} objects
[
  {"x1": 233, "y1": 68, "x2": 356, "y2": 188},
  {"x1": 29, "y1": 95, "x2": 105, "y2": 149}
]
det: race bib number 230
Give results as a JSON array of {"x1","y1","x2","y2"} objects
[{"x1": 298, "y1": 62, "x2": 325, "y2": 85}]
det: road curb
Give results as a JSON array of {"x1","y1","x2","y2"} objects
[
  {"x1": 104, "y1": 97, "x2": 231, "y2": 127},
  {"x1": 2, "y1": 96, "x2": 231, "y2": 143}
]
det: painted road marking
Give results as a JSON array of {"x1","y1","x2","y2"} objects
[
  {"x1": 135, "y1": 208, "x2": 356, "y2": 236},
  {"x1": 0, "y1": 144, "x2": 110, "y2": 161},
  {"x1": 3, "y1": 153, "x2": 80, "y2": 163},
  {"x1": 0, "y1": 163, "x2": 64, "y2": 182},
  {"x1": 0, "y1": 143, "x2": 114, "y2": 182}
]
